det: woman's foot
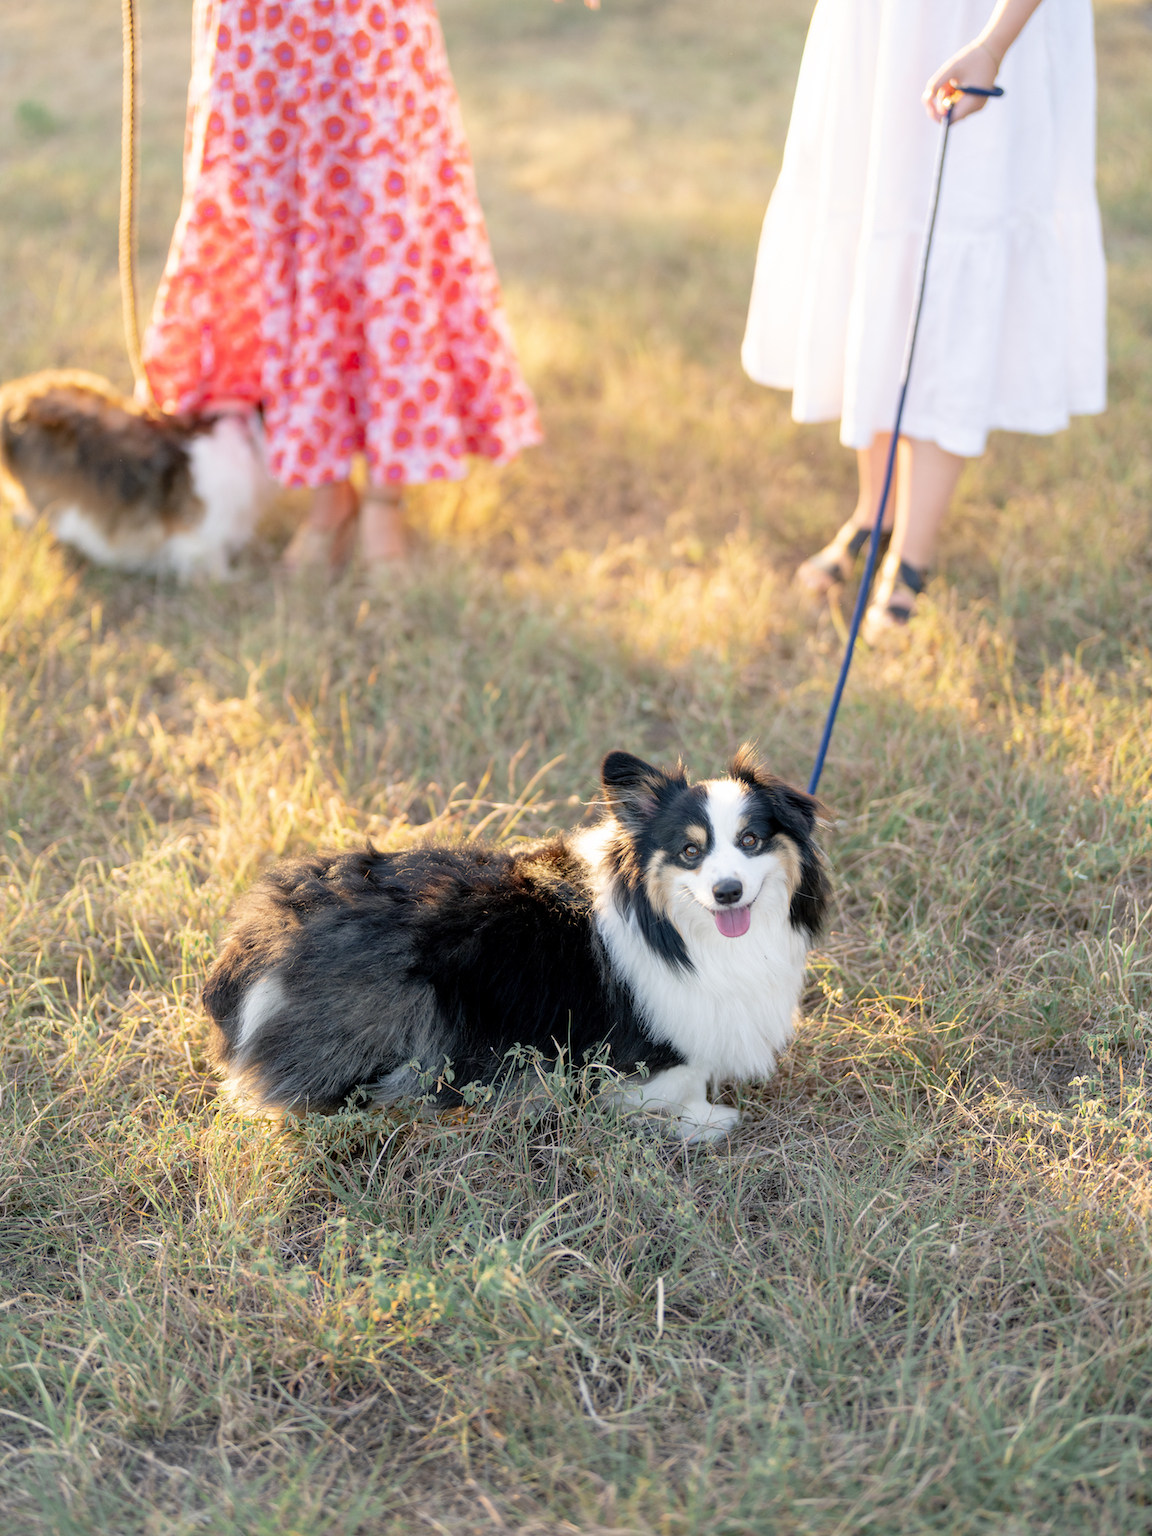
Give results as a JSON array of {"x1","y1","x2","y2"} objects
[
  {"x1": 282, "y1": 481, "x2": 359, "y2": 572},
  {"x1": 359, "y1": 487, "x2": 408, "y2": 566},
  {"x1": 795, "y1": 519, "x2": 891, "y2": 596},
  {"x1": 861, "y1": 552, "x2": 927, "y2": 643}
]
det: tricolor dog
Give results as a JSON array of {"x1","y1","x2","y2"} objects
[
  {"x1": 0, "y1": 370, "x2": 265, "y2": 580},
  {"x1": 202, "y1": 747, "x2": 829, "y2": 1141}
]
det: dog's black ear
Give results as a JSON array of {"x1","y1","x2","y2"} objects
[
  {"x1": 730, "y1": 743, "x2": 823, "y2": 827},
  {"x1": 777, "y1": 784, "x2": 819, "y2": 829},
  {"x1": 601, "y1": 751, "x2": 675, "y2": 824}
]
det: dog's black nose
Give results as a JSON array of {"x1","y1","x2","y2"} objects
[{"x1": 713, "y1": 879, "x2": 743, "y2": 906}]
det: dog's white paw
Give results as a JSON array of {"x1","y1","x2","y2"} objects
[{"x1": 673, "y1": 1102, "x2": 741, "y2": 1143}]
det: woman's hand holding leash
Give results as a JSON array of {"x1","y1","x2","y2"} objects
[
  {"x1": 923, "y1": 43, "x2": 1001, "y2": 123},
  {"x1": 922, "y1": 0, "x2": 1045, "y2": 123}
]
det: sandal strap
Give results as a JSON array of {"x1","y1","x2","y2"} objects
[
  {"x1": 845, "y1": 526, "x2": 870, "y2": 561},
  {"x1": 879, "y1": 561, "x2": 928, "y2": 626},
  {"x1": 895, "y1": 560, "x2": 926, "y2": 596},
  {"x1": 847, "y1": 526, "x2": 894, "y2": 562}
]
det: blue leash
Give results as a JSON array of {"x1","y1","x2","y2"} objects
[{"x1": 807, "y1": 85, "x2": 1004, "y2": 797}]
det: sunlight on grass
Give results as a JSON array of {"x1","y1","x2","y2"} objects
[{"x1": 3, "y1": 0, "x2": 1152, "y2": 1531}]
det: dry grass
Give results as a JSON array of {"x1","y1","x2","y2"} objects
[{"x1": 3, "y1": 0, "x2": 1152, "y2": 1531}]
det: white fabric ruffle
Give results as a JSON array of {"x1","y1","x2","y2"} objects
[{"x1": 741, "y1": 0, "x2": 1107, "y2": 457}]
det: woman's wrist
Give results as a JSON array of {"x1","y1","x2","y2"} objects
[
  {"x1": 974, "y1": 0, "x2": 1047, "y2": 73},
  {"x1": 974, "y1": 37, "x2": 1004, "y2": 71}
]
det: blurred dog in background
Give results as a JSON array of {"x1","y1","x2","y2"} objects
[{"x1": 0, "y1": 369, "x2": 267, "y2": 580}]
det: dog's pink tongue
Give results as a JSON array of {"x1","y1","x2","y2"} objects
[{"x1": 714, "y1": 906, "x2": 751, "y2": 939}]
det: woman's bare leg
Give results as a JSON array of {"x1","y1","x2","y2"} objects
[
  {"x1": 360, "y1": 484, "x2": 408, "y2": 565},
  {"x1": 282, "y1": 479, "x2": 359, "y2": 571},
  {"x1": 864, "y1": 436, "x2": 965, "y2": 635},
  {"x1": 795, "y1": 432, "x2": 894, "y2": 593},
  {"x1": 889, "y1": 436, "x2": 965, "y2": 570},
  {"x1": 852, "y1": 433, "x2": 897, "y2": 533}
]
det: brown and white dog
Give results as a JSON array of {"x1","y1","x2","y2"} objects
[{"x1": 0, "y1": 370, "x2": 267, "y2": 580}]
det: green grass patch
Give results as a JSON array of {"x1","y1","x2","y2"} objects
[{"x1": 2, "y1": 0, "x2": 1152, "y2": 1530}]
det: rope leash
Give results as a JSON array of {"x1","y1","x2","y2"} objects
[
  {"x1": 120, "y1": 0, "x2": 155, "y2": 406},
  {"x1": 807, "y1": 85, "x2": 1004, "y2": 797}
]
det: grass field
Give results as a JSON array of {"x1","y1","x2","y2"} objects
[{"x1": 3, "y1": 1, "x2": 1152, "y2": 1531}]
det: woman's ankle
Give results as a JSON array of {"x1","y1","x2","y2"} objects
[
  {"x1": 850, "y1": 506, "x2": 894, "y2": 535},
  {"x1": 360, "y1": 487, "x2": 408, "y2": 564},
  {"x1": 309, "y1": 480, "x2": 358, "y2": 531}
]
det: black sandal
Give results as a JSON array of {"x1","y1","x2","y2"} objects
[
  {"x1": 795, "y1": 520, "x2": 892, "y2": 596},
  {"x1": 862, "y1": 557, "x2": 927, "y2": 642}
]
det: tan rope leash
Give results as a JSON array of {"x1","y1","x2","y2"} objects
[{"x1": 120, "y1": 0, "x2": 155, "y2": 407}]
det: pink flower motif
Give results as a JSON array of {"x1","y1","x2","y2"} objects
[{"x1": 142, "y1": 0, "x2": 540, "y2": 487}]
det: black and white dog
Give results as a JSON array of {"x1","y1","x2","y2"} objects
[
  {"x1": 0, "y1": 370, "x2": 266, "y2": 580},
  {"x1": 203, "y1": 747, "x2": 829, "y2": 1141}
]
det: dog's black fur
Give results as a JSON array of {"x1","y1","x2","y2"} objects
[
  {"x1": 205, "y1": 834, "x2": 684, "y2": 1114},
  {"x1": 203, "y1": 748, "x2": 830, "y2": 1129}
]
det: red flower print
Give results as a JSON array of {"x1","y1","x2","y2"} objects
[{"x1": 142, "y1": 0, "x2": 540, "y2": 487}]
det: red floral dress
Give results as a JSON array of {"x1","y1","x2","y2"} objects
[{"x1": 143, "y1": 0, "x2": 541, "y2": 487}]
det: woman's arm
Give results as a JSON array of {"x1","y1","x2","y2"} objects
[{"x1": 922, "y1": 0, "x2": 1046, "y2": 123}]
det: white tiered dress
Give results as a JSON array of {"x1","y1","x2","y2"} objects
[{"x1": 741, "y1": 0, "x2": 1106, "y2": 458}]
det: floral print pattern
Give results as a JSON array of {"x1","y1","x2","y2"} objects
[{"x1": 143, "y1": 0, "x2": 541, "y2": 486}]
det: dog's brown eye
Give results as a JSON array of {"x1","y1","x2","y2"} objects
[
  {"x1": 683, "y1": 843, "x2": 700, "y2": 860},
  {"x1": 740, "y1": 831, "x2": 757, "y2": 850}
]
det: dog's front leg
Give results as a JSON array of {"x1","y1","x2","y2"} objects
[{"x1": 618, "y1": 1064, "x2": 741, "y2": 1142}]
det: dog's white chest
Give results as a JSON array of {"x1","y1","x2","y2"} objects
[{"x1": 594, "y1": 878, "x2": 808, "y2": 1082}]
